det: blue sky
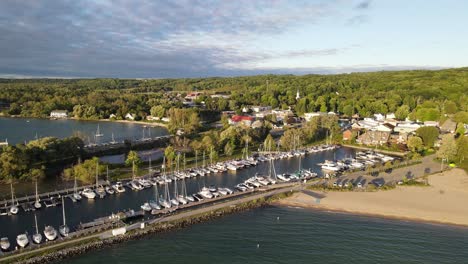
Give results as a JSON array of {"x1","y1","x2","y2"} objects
[{"x1": 0, "y1": 0, "x2": 467, "y2": 78}]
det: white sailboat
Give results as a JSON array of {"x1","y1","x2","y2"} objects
[
  {"x1": 0, "y1": 237, "x2": 10, "y2": 251},
  {"x1": 159, "y1": 157, "x2": 172, "y2": 209},
  {"x1": 9, "y1": 182, "x2": 18, "y2": 215},
  {"x1": 59, "y1": 197, "x2": 70, "y2": 237},
  {"x1": 34, "y1": 179, "x2": 42, "y2": 209},
  {"x1": 94, "y1": 162, "x2": 106, "y2": 198},
  {"x1": 16, "y1": 233, "x2": 29, "y2": 248},
  {"x1": 43, "y1": 225, "x2": 57, "y2": 241},
  {"x1": 73, "y1": 174, "x2": 82, "y2": 201},
  {"x1": 179, "y1": 155, "x2": 193, "y2": 203},
  {"x1": 32, "y1": 214, "x2": 43, "y2": 244},
  {"x1": 95, "y1": 124, "x2": 103, "y2": 137},
  {"x1": 170, "y1": 155, "x2": 180, "y2": 206},
  {"x1": 110, "y1": 132, "x2": 116, "y2": 144}
]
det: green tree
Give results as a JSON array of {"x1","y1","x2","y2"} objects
[
  {"x1": 224, "y1": 141, "x2": 234, "y2": 156},
  {"x1": 395, "y1": 105, "x2": 410, "y2": 120},
  {"x1": 263, "y1": 134, "x2": 276, "y2": 151},
  {"x1": 415, "y1": 126, "x2": 439, "y2": 148},
  {"x1": 437, "y1": 134, "x2": 457, "y2": 161},
  {"x1": 407, "y1": 136, "x2": 423, "y2": 153},
  {"x1": 150, "y1": 105, "x2": 166, "y2": 118},
  {"x1": 164, "y1": 145, "x2": 176, "y2": 170}
]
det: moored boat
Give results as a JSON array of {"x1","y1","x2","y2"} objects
[{"x1": 16, "y1": 233, "x2": 29, "y2": 248}]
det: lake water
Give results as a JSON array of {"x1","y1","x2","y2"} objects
[
  {"x1": 65, "y1": 206, "x2": 468, "y2": 264},
  {"x1": 0, "y1": 117, "x2": 168, "y2": 145}
]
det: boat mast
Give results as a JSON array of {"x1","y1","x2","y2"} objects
[
  {"x1": 10, "y1": 182, "x2": 14, "y2": 205},
  {"x1": 203, "y1": 151, "x2": 206, "y2": 168},
  {"x1": 106, "y1": 165, "x2": 109, "y2": 183},
  {"x1": 34, "y1": 214, "x2": 39, "y2": 234},
  {"x1": 35, "y1": 179, "x2": 39, "y2": 203},
  {"x1": 195, "y1": 150, "x2": 198, "y2": 168},
  {"x1": 95, "y1": 161, "x2": 99, "y2": 189},
  {"x1": 61, "y1": 196, "x2": 66, "y2": 226}
]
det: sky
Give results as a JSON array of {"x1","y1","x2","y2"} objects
[{"x1": 0, "y1": 0, "x2": 467, "y2": 78}]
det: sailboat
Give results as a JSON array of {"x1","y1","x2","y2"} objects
[
  {"x1": 9, "y1": 182, "x2": 18, "y2": 215},
  {"x1": 32, "y1": 214, "x2": 43, "y2": 244},
  {"x1": 104, "y1": 166, "x2": 115, "y2": 195},
  {"x1": 59, "y1": 197, "x2": 70, "y2": 237},
  {"x1": 34, "y1": 179, "x2": 42, "y2": 209},
  {"x1": 95, "y1": 124, "x2": 103, "y2": 137},
  {"x1": 170, "y1": 155, "x2": 180, "y2": 206},
  {"x1": 43, "y1": 225, "x2": 57, "y2": 241},
  {"x1": 179, "y1": 155, "x2": 192, "y2": 203},
  {"x1": 16, "y1": 233, "x2": 29, "y2": 248},
  {"x1": 94, "y1": 162, "x2": 106, "y2": 198},
  {"x1": 267, "y1": 152, "x2": 278, "y2": 185},
  {"x1": 149, "y1": 184, "x2": 161, "y2": 211},
  {"x1": 110, "y1": 132, "x2": 116, "y2": 144},
  {"x1": 72, "y1": 174, "x2": 82, "y2": 201},
  {"x1": 159, "y1": 157, "x2": 172, "y2": 209}
]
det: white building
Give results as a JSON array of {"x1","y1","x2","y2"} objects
[
  {"x1": 304, "y1": 112, "x2": 327, "y2": 122},
  {"x1": 394, "y1": 122, "x2": 421, "y2": 133},
  {"x1": 50, "y1": 110, "x2": 68, "y2": 118},
  {"x1": 125, "y1": 113, "x2": 135, "y2": 120}
]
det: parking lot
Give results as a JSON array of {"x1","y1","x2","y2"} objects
[{"x1": 314, "y1": 155, "x2": 442, "y2": 189}]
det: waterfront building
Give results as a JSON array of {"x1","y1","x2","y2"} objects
[{"x1": 50, "y1": 110, "x2": 68, "y2": 119}]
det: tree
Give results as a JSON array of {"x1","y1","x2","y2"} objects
[
  {"x1": 407, "y1": 136, "x2": 423, "y2": 153},
  {"x1": 63, "y1": 157, "x2": 104, "y2": 184},
  {"x1": 263, "y1": 134, "x2": 275, "y2": 151},
  {"x1": 164, "y1": 145, "x2": 176, "y2": 171},
  {"x1": 224, "y1": 141, "x2": 234, "y2": 156},
  {"x1": 437, "y1": 134, "x2": 457, "y2": 161},
  {"x1": 0, "y1": 146, "x2": 29, "y2": 181},
  {"x1": 125, "y1": 150, "x2": 141, "y2": 176},
  {"x1": 150, "y1": 105, "x2": 165, "y2": 118},
  {"x1": 415, "y1": 126, "x2": 439, "y2": 148},
  {"x1": 395, "y1": 105, "x2": 410, "y2": 120},
  {"x1": 29, "y1": 168, "x2": 45, "y2": 181}
]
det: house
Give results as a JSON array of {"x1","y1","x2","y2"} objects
[
  {"x1": 440, "y1": 119, "x2": 457, "y2": 134},
  {"x1": 184, "y1": 92, "x2": 202, "y2": 101},
  {"x1": 374, "y1": 113, "x2": 385, "y2": 121},
  {"x1": 304, "y1": 112, "x2": 327, "y2": 122},
  {"x1": 109, "y1": 113, "x2": 117, "y2": 119},
  {"x1": 125, "y1": 113, "x2": 135, "y2": 120},
  {"x1": 389, "y1": 132, "x2": 408, "y2": 145},
  {"x1": 374, "y1": 123, "x2": 394, "y2": 132},
  {"x1": 394, "y1": 122, "x2": 420, "y2": 134},
  {"x1": 252, "y1": 106, "x2": 272, "y2": 113},
  {"x1": 210, "y1": 93, "x2": 230, "y2": 99},
  {"x1": 386, "y1": 113, "x2": 396, "y2": 119},
  {"x1": 50, "y1": 110, "x2": 68, "y2": 119},
  {"x1": 146, "y1": 115, "x2": 160, "y2": 121},
  {"x1": 229, "y1": 115, "x2": 254, "y2": 127},
  {"x1": 424, "y1": 121, "x2": 439, "y2": 127},
  {"x1": 342, "y1": 129, "x2": 353, "y2": 141},
  {"x1": 272, "y1": 109, "x2": 294, "y2": 122},
  {"x1": 356, "y1": 131, "x2": 391, "y2": 145},
  {"x1": 358, "y1": 118, "x2": 380, "y2": 130}
]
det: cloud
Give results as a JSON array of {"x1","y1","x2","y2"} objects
[{"x1": 356, "y1": 0, "x2": 372, "y2": 9}]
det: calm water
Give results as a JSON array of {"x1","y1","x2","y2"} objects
[
  {"x1": 66, "y1": 206, "x2": 468, "y2": 264},
  {"x1": 0, "y1": 148, "x2": 355, "y2": 242},
  {"x1": 0, "y1": 117, "x2": 168, "y2": 145}
]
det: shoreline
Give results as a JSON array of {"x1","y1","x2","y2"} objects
[
  {"x1": 0, "y1": 115, "x2": 169, "y2": 128},
  {"x1": 275, "y1": 168, "x2": 468, "y2": 228}
]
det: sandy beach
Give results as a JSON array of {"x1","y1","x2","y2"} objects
[{"x1": 276, "y1": 168, "x2": 468, "y2": 227}]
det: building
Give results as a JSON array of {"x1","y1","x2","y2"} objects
[
  {"x1": 304, "y1": 112, "x2": 327, "y2": 122},
  {"x1": 394, "y1": 122, "x2": 420, "y2": 134},
  {"x1": 125, "y1": 113, "x2": 135, "y2": 120},
  {"x1": 342, "y1": 129, "x2": 353, "y2": 141},
  {"x1": 440, "y1": 119, "x2": 457, "y2": 134},
  {"x1": 184, "y1": 92, "x2": 202, "y2": 101},
  {"x1": 374, "y1": 123, "x2": 395, "y2": 132},
  {"x1": 272, "y1": 109, "x2": 294, "y2": 122},
  {"x1": 424, "y1": 121, "x2": 439, "y2": 127},
  {"x1": 251, "y1": 106, "x2": 272, "y2": 113},
  {"x1": 229, "y1": 115, "x2": 254, "y2": 126},
  {"x1": 356, "y1": 130, "x2": 391, "y2": 145},
  {"x1": 50, "y1": 110, "x2": 68, "y2": 119}
]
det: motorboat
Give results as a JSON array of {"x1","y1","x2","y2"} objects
[
  {"x1": 218, "y1": 188, "x2": 228, "y2": 196},
  {"x1": 185, "y1": 195, "x2": 195, "y2": 202},
  {"x1": 320, "y1": 161, "x2": 341, "y2": 172},
  {"x1": 159, "y1": 198, "x2": 171, "y2": 209},
  {"x1": 192, "y1": 194, "x2": 203, "y2": 201},
  {"x1": 95, "y1": 185, "x2": 106, "y2": 198},
  {"x1": 140, "y1": 202, "x2": 152, "y2": 212},
  {"x1": 1, "y1": 237, "x2": 10, "y2": 251},
  {"x1": 16, "y1": 234, "x2": 29, "y2": 248},
  {"x1": 149, "y1": 200, "x2": 161, "y2": 210},
  {"x1": 73, "y1": 192, "x2": 82, "y2": 201},
  {"x1": 236, "y1": 184, "x2": 247, "y2": 192},
  {"x1": 198, "y1": 187, "x2": 213, "y2": 199},
  {"x1": 277, "y1": 174, "x2": 290, "y2": 182},
  {"x1": 105, "y1": 186, "x2": 115, "y2": 195},
  {"x1": 112, "y1": 182, "x2": 126, "y2": 193},
  {"x1": 177, "y1": 195, "x2": 188, "y2": 205},
  {"x1": 81, "y1": 188, "x2": 96, "y2": 199},
  {"x1": 170, "y1": 198, "x2": 180, "y2": 207},
  {"x1": 43, "y1": 226, "x2": 58, "y2": 241}
]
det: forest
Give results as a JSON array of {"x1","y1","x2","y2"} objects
[{"x1": 0, "y1": 68, "x2": 467, "y2": 123}]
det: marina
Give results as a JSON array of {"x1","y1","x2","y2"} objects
[{"x1": 0, "y1": 145, "x2": 360, "y2": 252}]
